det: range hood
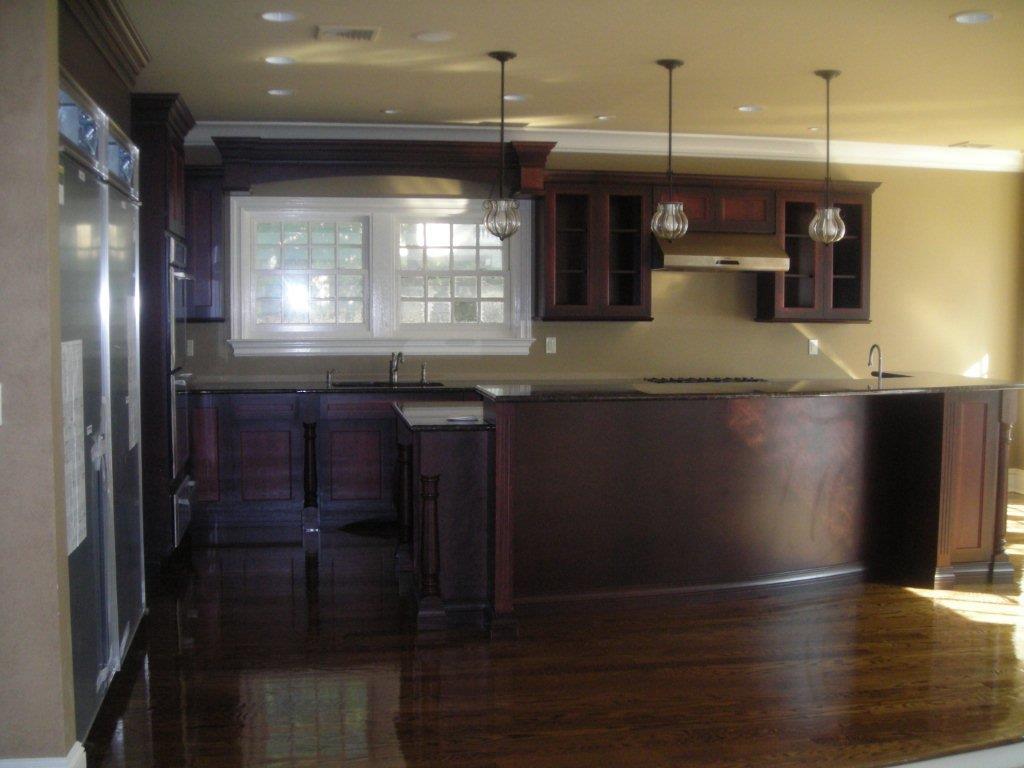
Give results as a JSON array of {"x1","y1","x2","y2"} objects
[{"x1": 655, "y1": 232, "x2": 790, "y2": 272}]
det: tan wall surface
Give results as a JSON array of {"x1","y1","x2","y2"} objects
[
  {"x1": 0, "y1": 0, "x2": 77, "y2": 759},
  {"x1": 189, "y1": 156, "x2": 1023, "y2": 390}
]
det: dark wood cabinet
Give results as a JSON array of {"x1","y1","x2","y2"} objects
[
  {"x1": 190, "y1": 390, "x2": 480, "y2": 528},
  {"x1": 184, "y1": 167, "x2": 225, "y2": 321},
  {"x1": 653, "y1": 186, "x2": 774, "y2": 234},
  {"x1": 941, "y1": 391, "x2": 1001, "y2": 572},
  {"x1": 756, "y1": 191, "x2": 871, "y2": 322},
  {"x1": 537, "y1": 183, "x2": 652, "y2": 321}
]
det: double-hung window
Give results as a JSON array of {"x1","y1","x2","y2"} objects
[{"x1": 229, "y1": 196, "x2": 533, "y2": 355}]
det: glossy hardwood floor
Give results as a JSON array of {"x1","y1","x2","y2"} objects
[{"x1": 86, "y1": 502, "x2": 1024, "y2": 768}]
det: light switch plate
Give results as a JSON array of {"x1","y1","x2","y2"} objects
[
  {"x1": 186, "y1": 339, "x2": 194, "y2": 357},
  {"x1": 808, "y1": 339, "x2": 820, "y2": 356},
  {"x1": 545, "y1": 337, "x2": 557, "y2": 354}
]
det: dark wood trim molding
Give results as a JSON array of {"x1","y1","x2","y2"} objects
[
  {"x1": 544, "y1": 169, "x2": 882, "y2": 195},
  {"x1": 132, "y1": 94, "x2": 196, "y2": 142},
  {"x1": 61, "y1": 0, "x2": 149, "y2": 88},
  {"x1": 211, "y1": 136, "x2": 556, "y2": 194}
]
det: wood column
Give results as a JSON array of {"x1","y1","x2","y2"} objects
[
  {"x1": 302, "y1": 421, "x2": 317, "y2": 509},
  {"x1": 395, "y1": 443, "x2": 413, "y2": 571},
  {"x1": 991, "y1": 392, "x2": 1017, "y2": 582},
  {"x1": 416, "y1": 475, "x2": 445, "y2": 630}
]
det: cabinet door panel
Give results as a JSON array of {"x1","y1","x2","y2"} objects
[
  {"x1": 715, "y1": 189, "x2": 775, "y2": 233},
  {"x1": 945, "y1": 393, "x2": 998, "y2": 564},
  {"x1": 185, "y1": 168, "x2": 225, "y2": 321},
  {"x1": 191, "y1": 405, "x2": 220, "y2": 502},
  {"x1": 329, "y1": 428, "x2": 383, "y2": 500},
  {"x1": 239, "y1": 430, "x2": 292, "y2": 501}
]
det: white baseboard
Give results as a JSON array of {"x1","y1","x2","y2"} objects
[
  {"x1": 0, "y1": 743, "x2": 85, "y2": 768},
  {"x1": 1009, "y1": 468, "x2": 1024, "y2": 495}
]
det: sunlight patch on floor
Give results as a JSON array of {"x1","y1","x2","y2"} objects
[{"x1": 905, "y1": 587, "x2": 1024, "y2": 626}]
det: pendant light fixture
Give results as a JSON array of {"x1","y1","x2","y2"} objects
[
  {"x1": 808, "y1": 69, "x2": 845, "y2": 244},
  {"x1": 483, "y1": 51, "x2": 521, "y2": 241},
  {"x1": 650, "y1": 59, "x2": 688, "y2": 242}
]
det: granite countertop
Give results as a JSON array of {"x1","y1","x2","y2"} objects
[
  {"x1": 188, "y1": 380, "x2": 481, "y2": 395},
  {"x1": 187, "y1": 373, "x2": 1023, "y2": 402},
  {"x1": 474, "y1": 373, "x2": 1024, "y2": 402},
  {"x1": 393, "y1": 402, "x2": 493, "y2": 431}
]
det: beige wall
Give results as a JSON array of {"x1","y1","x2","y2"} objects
[
  {"x1": 0, "y1": 0, "x2": 77, "y2": 759},
  {"x1": 189, "y1": 155, "x2": 1024, "y2": 388}
]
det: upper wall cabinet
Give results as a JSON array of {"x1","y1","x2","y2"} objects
[
  {"x1": 652, "y1": 186, "x2": 775, "y2": 234},
  {"x1": 536, "y1": 183, "x2": 652, "y2": 321},
  {"x1": 756, "y1": 191, "x2": 871, "y2": 322},
  {"x1": 185, "y1": 167, "x2": 226, "y2": 321}
]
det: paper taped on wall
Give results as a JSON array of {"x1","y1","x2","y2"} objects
[{"x1": 62, "y1": 339, "x2": 87, "y2": 553}]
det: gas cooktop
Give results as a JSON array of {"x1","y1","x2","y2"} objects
[{"x1": 643, "y1": 376, "x2": 769, "y2": 384}]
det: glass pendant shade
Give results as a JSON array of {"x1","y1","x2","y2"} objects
[
  {"x1": 483, "y1": 198, "x2": 521, "y2": 241},
  {"x1": 650, "y1": 201, "x2": 688, "y2": 241},
  {"x1": 808, "y1": 206, "x2": 845, "y2": 244}
]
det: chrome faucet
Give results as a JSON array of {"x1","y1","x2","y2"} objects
[
  {"x1": 868, "y1": 344, "x2": 883, "y2": 387},
  {"x1": 388, "y1": 352, "x2": 404, "y2": 385},
  {"x1": 326, "y1": 368, "x2": 336, "y2": 387}
]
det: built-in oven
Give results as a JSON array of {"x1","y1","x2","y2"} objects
[
  {"x1": 173, "y1": 474, "x2": 194, "y2": 547},
  {"x1": 171, "y1": 372, "x2": 191, "y2": 481},
  {"x1": 168, "y1": 234, "x2": 189, "y2": 374},
  {"x1": 168, "y1": 234, "x2": 191, "y2": 484}
]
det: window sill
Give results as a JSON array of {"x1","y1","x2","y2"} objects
[{"x1": 228, "y1": 337, "x2": 535, "y2": 357}]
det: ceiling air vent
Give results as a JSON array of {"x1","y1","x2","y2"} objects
[{"x1": 316, "y1": 25, "x2": 380, "y2": 42}]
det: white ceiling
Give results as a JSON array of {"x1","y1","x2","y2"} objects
[{"x1": 123, "y1": 0, "x2": 1024, "y2": 152}]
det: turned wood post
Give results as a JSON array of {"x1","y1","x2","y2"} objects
[
  {"x1": 302, "y1": 421, "x2": 318, "y2": 509},
  {"x1": 420, "y1": 475, "x2": 441, "y2": 598},
  {"x1": 397, "y1": 444, "x2": 412, "y2": 546}
]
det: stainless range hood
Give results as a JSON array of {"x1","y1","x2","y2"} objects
[{"x1": 655, "y1": 232, "x2": 790, "y2": 272}]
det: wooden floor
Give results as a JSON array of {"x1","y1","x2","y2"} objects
[{"x1": 85, "y1": 501, "x2": 1024, "y2": 768}]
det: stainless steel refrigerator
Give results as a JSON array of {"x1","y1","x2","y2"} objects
[{"x1": 59, "y1": 75, "x2": 145, "y2": 741}]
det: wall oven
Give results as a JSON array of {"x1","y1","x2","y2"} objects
[{"x1": 168, "y1": 234, "x2": 191, "y2": 485}]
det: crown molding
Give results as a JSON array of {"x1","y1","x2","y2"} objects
[
  {"x1": 131, "y1": 94, "x2": 196, "y2": 142},
  {"x1": 61, "y1": 0, "x2": 149, "y2": 88},
  {"x1": 185, "y1": 121, "x2": 1023, "y2": 174}
]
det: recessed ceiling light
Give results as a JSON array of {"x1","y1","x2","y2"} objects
[
  {"x1": 413, "y1": 30, "x2": 454, "y2": 43},
  {"x1": 261, "y1": 11, "x2": 298, "y2": 22},
  {"x1": 594, "y1": 115, "x2": 614, "y2": 121},
  {"x1": 267, "y1": 88, "x2": 293, "y2": 97},
  {"x1": 380, "y1": 108, "x2": 401, "y2": 115},
  {"x1": 503, "y1": 93, "x2": 527, "y2": 102},
  {"x1": 264, "y1": 56, "x2": 295, "y2": 65},
  {"x1": 951, "y1": 9, "x2": 995, "y2": 24},
  {"x1": 737, "y1": 104, "x2": 764, "y2": 113}
]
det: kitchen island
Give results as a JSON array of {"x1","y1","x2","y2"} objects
[
  {"x1": 478, "y1": 374, "x2": 1020, "y2": 631},
  {"x1": 187, "y1": 374, "x2": 1020, "y2": 634}
]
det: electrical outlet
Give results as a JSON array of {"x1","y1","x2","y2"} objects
[
  {"x1": 186, "y1": 339, "x2": 194, "y2": 357},
  {"x1": 545, "y1": 337, "x2": 557, "y2": 354},
  {"x1": 808, "y1": 339, "x2": 820, "y2": 356}
]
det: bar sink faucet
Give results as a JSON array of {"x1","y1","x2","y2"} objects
[
  {"x1": 389, "y1": 352, "x2": 404, "y2": 385},
  {"x1": 868, "y1": 344, "x2": 883, "y2": 388}
]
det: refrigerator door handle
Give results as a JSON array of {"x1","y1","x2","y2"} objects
[{"x1": 171, "y1": 269, "x2": 194, "y2": 281}]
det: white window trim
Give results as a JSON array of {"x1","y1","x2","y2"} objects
[{"x1": 228, "y1": 195, "x2": 534, "y2": 356}]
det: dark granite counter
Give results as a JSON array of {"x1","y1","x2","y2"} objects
[
  {"x1": 475, "y1": 373, "x2": 1024, "y2": 402},
  {"x1": 189, "y1": 380, "x2": 480, "y2": 395}
]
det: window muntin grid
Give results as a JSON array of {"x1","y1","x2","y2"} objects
[
  {"x1": 251, "y1": 218, "x2": 368, "y2": 327},
  {"x1": 397, "y1": 221, "x2": 508, "y2": 326}
]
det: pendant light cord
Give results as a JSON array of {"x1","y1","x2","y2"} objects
[
  {"x1": 825, "y1": 75, "x2": 831, "y2": 210},
  {"x1": 667, "y1": 64, "x2": 673, "y2": 195},
  {"x1": 499, "y1": 58, "x2": 506, "y2": 199}
]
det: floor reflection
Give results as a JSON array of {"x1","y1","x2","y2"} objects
[{"x1": 86, "y1": 507, "x2": 1024, "y2": 768}]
